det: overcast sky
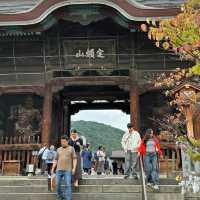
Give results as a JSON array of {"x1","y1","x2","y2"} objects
[{"x1": 71, "y1": 110, "x2": 130, "y2": 131}]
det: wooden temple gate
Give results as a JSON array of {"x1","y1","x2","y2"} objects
[{"x1": 0, "y1": 0, "x2": 194, "y2": 175}]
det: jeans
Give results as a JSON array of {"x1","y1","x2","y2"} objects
[
  {"x1": 56, "y1": 170, "x2": 72, "y2": 200},
  {"x1": 125, "y1": 151, "x2": 138, "y2": 176},
  {"x1": 144, "y1": 152, "x2": 159, "y2": 185}
]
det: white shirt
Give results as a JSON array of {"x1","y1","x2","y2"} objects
[
  {"x1": 38, "y1": 147, "x2": 49, "y2": 160},
  {"x1": 96, "y1": 150, "x2": 106, "y2": 161},
  {"x1": 121, "y1": 130, "x2": 141, "y2": 152}
]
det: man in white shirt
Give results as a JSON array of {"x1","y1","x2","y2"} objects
[{"x1": 121, "y1": 123, "x2": 141, "y2": 179}]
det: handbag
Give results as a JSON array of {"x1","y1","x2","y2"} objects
[{"x1": 51, "y1": 174, "x2": 56, "y2": 192}]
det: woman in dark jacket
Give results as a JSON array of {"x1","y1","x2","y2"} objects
[{"x1": 68, "y1": 129, "x2": 83, "y2": 187}]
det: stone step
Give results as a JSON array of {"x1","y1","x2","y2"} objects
[
  {"x1": 184, "y1": 192, "x2": 200, "y2": 199},
  {"x1": 0, "y1": 177, "x2": 178, "y2": 186},
  {"x1": 0, "y1": 185, "x2": 181, "y2": 193},
  {"x1": 80, "y1": 178, "x2": 178, "y2": 185},
  {"x1": 0, "y1": 178, "x2": 47, "y2": 186},
  {"x1": 0, "y1": 192, "x2": 184, "y2": 200}
]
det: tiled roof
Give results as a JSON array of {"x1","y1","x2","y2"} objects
[
  {"x1": 135, "y1": 0, "x2": 185, "y2": 8},
  {"x1": 0, "y1": 0, "x2": 39, "y2": 14},
  {"x1": 0, "y1": 0, "x2": 185, "y2": 14}
]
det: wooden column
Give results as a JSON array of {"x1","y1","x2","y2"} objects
[
  {"x1": 63, "y1": 102, "x2": 71, "y2": 137},
  {"x1": 41, "y1": 84, "x2": 52, "y2": 144},
  {"x1": 185, "y1": 106, "x2": 194, "y2": 138},
  {"x1": 193, "y1": 114, "x2": 200, "y2": 139},
  {"x1": 130, "y1": 85, "x2": 140, "y2": 131}
]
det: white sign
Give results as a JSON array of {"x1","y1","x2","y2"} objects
[{"x1": 75, "y1": 48, "x2": 105, "y2": 59}]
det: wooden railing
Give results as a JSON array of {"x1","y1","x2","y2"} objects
[
  {"x1": 160, "y1": 142, "x2": 181, "y2": 176},
  {"x1": 0, "y1": 135, "x2": 41, "y2": 171}
]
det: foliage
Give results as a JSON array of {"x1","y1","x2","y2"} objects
[
  {"x1": 71, "y1": 120, "x2": 124, "y2": 154},
  {"x1": 140, "y1": 0, "x2": 200, "y2": 161},
  {"x1": 151, "y1": 112, "x2": 187, "y2": 137},
  {"x1": 151, "y1": 84, "x2": 200, "y2": 161},
  {"x1": 189, "y1": 137, "x2": 200, "y2": 147},
  {"x1": 141, "y1": 0, "x2": 200, "y2": 74},
  {"x1": 154, "y1": 68, "x2": 187, "y2": 88},
  {"x1": 178, "y1": 136, "x2": 200, "y2": 161}
]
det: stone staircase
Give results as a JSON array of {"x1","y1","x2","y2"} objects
[{"x1": 0, "y1": 176, "x2": 184, "y2": 200}]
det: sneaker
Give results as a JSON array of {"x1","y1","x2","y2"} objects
[
  {"x1": 153, "y1": 185, "x2": 159, "y2": 190},
  {"x1": 134, "y1": 175, "x2": 139, "y2": 180},
  {"x1": 124, "y1": 175, "x2": 129, "y2": 179},
  {"x1": 147, "y1": 182, "x2": 152, "y2": 187},
  {"x1": 56, "y1": 196, "x2": 64, "y2": 200}
]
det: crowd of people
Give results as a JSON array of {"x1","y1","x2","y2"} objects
[
  {"x1": 37, "y1": 123, "x2": 163, "y2": 200},
  {"x1": 38, "y1": 131, "x2": 114, "y2": 179}
]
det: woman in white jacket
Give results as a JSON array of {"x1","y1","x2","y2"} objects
[{"x1": 96, "y1": 146, "x2": 106, "y2": 175}]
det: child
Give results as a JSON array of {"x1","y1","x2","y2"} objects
[{"x1": 139, "y1": 128, "x2": 162, "y2": 190}]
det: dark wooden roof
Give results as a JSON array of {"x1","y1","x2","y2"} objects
[
  {"x1": 172, "y1": 82, "x2": 200, "y2": 94},
  {"x1": 0, "y1": 0, "x2": 185, "y2": 25}
]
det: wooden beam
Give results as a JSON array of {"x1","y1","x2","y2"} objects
[
  {"x1": 0, "y1": 85, "x2": 44, "y2": 96},
  {"x1": 0, "y1": 144, "x2": 41, "y2": 151},
  {"x1": 70, "y1": 102, "x2": 130, "y2": 114},
  {"x1": 52, "y1": 76, "x2": 130, "y2": 89}
]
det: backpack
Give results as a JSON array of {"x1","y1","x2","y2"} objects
[{"x1": 47, "y1": 151, "x2": 54, "y2": 161}]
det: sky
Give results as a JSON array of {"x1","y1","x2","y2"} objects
[{"x1": 71, "y1": 110, "x2": 130, "y2": 131}]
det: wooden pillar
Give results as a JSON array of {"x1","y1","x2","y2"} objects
[
  {"x1": 63, "y1": 101, "x2": 71, "y2": 137},
  {"x1": 184, "y1": 106, "x2": 194, "y2": 138},
  {"x1": 130, "y1": 85, "x2": 140, "y2": 131},
  {"x1": 41, "y1": 84, "x2": 52, "y2": 144},
  {"x1": 193, "y1": 113, "x2": 200, "y2": 139}
]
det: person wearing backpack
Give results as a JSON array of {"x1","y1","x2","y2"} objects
[
  {"x1": 38, "y1": 143, "x2": 49, "y2": 175},
  {"x1": 138, "y1": 128, "x2": 163, "y2": 190},
  {"x1": 46, "y1": 145, "x2": 56, "y2": 176}
]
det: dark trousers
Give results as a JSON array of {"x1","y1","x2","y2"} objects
[
  {"x1": 41, "y1": 160, "x2": 47, "y2": 174},
  {"x1": 83, "y1": 168, "x2": 91, "y2": 174},
  {"x1": 47, "y1": 163, "x2": 53, "y2": 175}
]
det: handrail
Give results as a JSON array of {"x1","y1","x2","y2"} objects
[{"x1": 139, "y1": 156, "x2": 148, "y2": 200}]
